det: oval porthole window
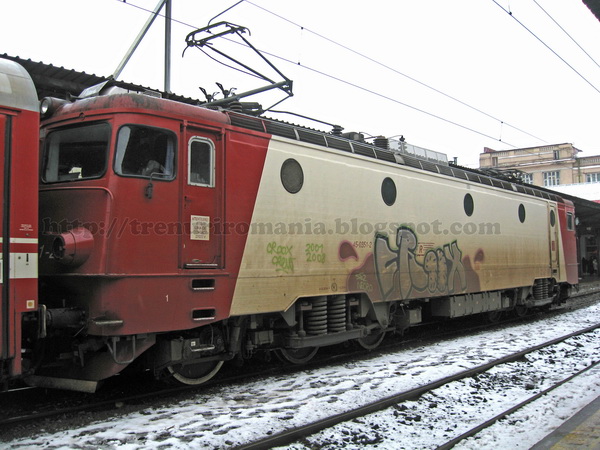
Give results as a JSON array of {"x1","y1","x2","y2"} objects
[
  {"x1": 381, "y1": 177, "x2": 397, "y2": 206},
  {"x1": 280, "y1": 158, "x2": 304, "y2": 194},
  {"x1": 550, "y1": 209, "x2": 556, "y2": 227},
  {"x1": 518, "y1": 204, "x2": 526, "y2": 223},
  {"x1": 464, "y1": 193, "x2": 474, "y2": 217}
]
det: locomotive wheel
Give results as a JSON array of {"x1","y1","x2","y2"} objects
[
  {"x1": 357, "y1": 330, "x2": 386, "y2": 350},
  {"x1": 514, "y1": 304, "x2": 528, "y2": 317},
  {"x1": 275, "y1": 347, "x2": 318, "y2": 364},
  {"x1": 166, "y1": 360, "x2": 224, "y2": 385},
  {"x1": 486, "y1": 310, "x2": 503, "y2": 323}
]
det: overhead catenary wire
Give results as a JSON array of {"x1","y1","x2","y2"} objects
[
  {"x1": 208, "y1": 0, "x2": 244, "y2": 26},
  {"x1": 532, "y1": 0, "x2": 600, "y2": 71},
  {"x1": 114, "y1": 0, "x2": 557, "y2": 148},
  {"x1": 259, "y1": 49, "x2": 518, "y2": 146},
  {"x1": 242, "y1": 0, "x2": 547, "y2": 144},
  {"x1": 192, "y1": 30, "x2": 518, "y2": 146},
  {"x1": 491, "y1": 0, "x2": 600, "y2": 96}
]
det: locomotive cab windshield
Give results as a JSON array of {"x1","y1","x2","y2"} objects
[
  {"x1": 42, "y1": 122, "x2": 177, "y2": 183},
  {"x1": 42, "y1": 122, "x2": 110, "y2": 183}
]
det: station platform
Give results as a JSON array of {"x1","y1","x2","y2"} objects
[
  {"x1": 531, "y1": 395, "x2": 600, "y2": 449},
  {"x1": 575, "y1": 276, "x2": 600, "y2": 296},
  {"x1": 528, "y1": 278, "x2": 600, "y2": 449}
]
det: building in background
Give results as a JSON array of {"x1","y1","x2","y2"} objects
[{"x1": 479, "y1": 143, "x2": 600, "y2": 202}]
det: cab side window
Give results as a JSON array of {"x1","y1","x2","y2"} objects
[
  {"x1": 115, "y1": 125, "x2": 176, "y2": 179},
  {"x1": 189, "y1": 138, "x2": 214, "y2": 187},
  {"x1": 567, "y1": 212, "x2": 574, "y2": 231}
]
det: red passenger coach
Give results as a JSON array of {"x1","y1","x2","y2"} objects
[{"x1": 0, "y1": 59, "x2": 39, "y2": 383}]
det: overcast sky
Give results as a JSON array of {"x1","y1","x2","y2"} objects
[{"x1": 1, "y1": 0, "x2": 599, "y2": 167}]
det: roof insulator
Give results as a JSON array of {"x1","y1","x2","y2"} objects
[
  {"x1": 331, "y1": 124, "x2": 344, "y2": 136},
  {"x1": 374, "y1": 136, "x2": 389, "y2": 150}
]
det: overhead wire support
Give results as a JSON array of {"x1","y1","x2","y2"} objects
[
  {"x1": 113, "y1": 0, "x2": 169, "y2": 80},
  {"x1": 491, "y1": 0, "x2": 600, "y2": 96}
]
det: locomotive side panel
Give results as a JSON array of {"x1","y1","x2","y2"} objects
[{"x1": 231, "y1": 135, "x2": 560, "y2": 316}]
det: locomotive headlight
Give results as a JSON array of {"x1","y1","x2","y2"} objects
[
  {"x1": 40, "y1": 98, "x2": 51, "y2": 116},
  {"x1": 51, "y1": 227, "x2": 94, "y2": 267},
  {"x1": 40, "y1": 97, "x2": 69, "y2": 119}
]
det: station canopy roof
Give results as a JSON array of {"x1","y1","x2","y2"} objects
[
  {"x1": 583, "y1": 0, "x2": 600, "y2": 21},
  {"x1": 1, "y1": 54, "x2": 201, "y2": 106},
  {"x1": 558, "y1": 193, "x2": 600, "y2": 230}
]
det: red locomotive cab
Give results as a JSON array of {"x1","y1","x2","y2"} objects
[
  {"x1": 34, "y1": 91, "x2": 260, "y2": 390},
  {"x1": 0, "y1": 58, "x2": 39, "y2": 384}
]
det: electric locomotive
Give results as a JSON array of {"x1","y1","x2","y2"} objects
[{"x1": 0, "y1": 58, "x2": 579, "y2": 392}]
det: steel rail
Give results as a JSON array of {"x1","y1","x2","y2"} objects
[
  {"x1": 2, "y1": 292, "x2": 598, "y2": 433},
  {"x1": 235, "y1": 323, "x2": 600, "y2": 450},
  {"x1": 437, "y1": 359, "x2": 600, "y2": 449}
]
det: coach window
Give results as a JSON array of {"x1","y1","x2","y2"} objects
[
  {"x1": 189, "y1": 138, "x2": 215, "y2": 187},
  {"x1": 115, "y1": 125, "x2": 176, "y2": 180}
]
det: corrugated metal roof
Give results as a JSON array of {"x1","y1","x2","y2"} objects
[
  {"x1": 0, "y1": 54, "x2": 203, "y2": 106},
  {"x1": 1, "y1": 54, "x2": 107, "y2": 99},
  {"x1": 583, "y1": 0, "x2": 600, "y2": 21}
]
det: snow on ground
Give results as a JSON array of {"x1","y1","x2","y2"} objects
[
  {"x1": 282, "y1": 330, "x2": 600, "y2": 449},
  {"x1": 4, "y1": 302, "x2": 600, "y2": 449}
]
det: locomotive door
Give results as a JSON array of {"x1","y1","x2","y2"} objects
[
  {"x1": 548, "y1": 203, "x2": 559, "y2": 273},
  {"x1": 181, "y1": 129, "x2": 224, "y2": 269}
]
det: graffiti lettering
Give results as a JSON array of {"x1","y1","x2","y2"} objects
[
  {"x1": 267, "y1": 242, "x2": 292, "y2": 255},
  {"x1": 267, "y1": 242, "x2": 294, "y2": 273},
  {"x1": 374, "y1": 227, "x2": 467, "y2": 300},
  {"x1": 443, "y1": 241, "x2": 466, "y2": 293}
]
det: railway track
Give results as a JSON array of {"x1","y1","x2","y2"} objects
[
  {"x1": 0, "y1": 311, "x2": 564, "y2": 429},
  {"x1": 236, "y1": 323, "x2": 600, "y2": 450},
  {"x1": 1, "y1": 291, "x2": 599, "y2": 442}
]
